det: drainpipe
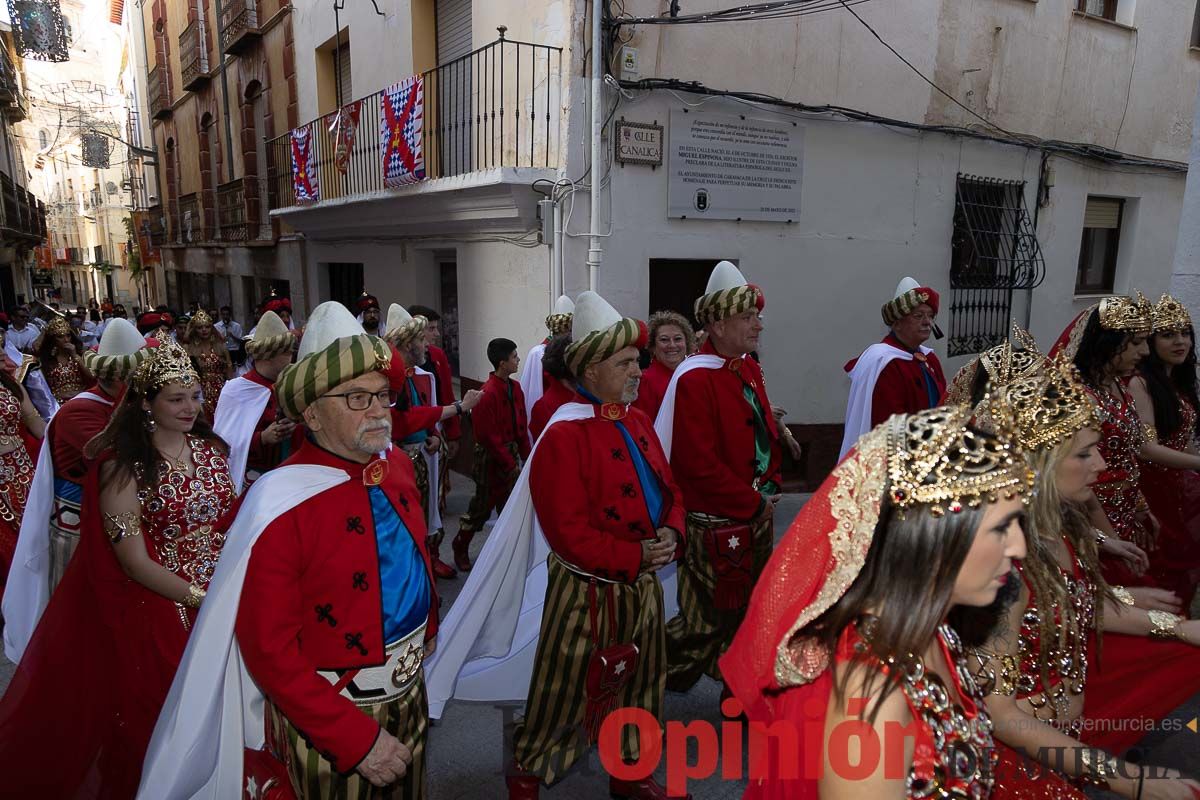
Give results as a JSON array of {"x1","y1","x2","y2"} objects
[{"x1": 586, "y1": 0, "x2": 602, "y2": 292}]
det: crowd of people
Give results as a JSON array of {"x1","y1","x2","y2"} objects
[{"x1": 0, "y1": 266, "x2": 1194, "y2": 800}]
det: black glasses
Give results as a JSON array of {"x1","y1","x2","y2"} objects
[{"x1": 319, "y1": 389, "x2": 397, "y2": 411}]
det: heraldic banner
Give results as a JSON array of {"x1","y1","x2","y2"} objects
[
  {"x1": 290, "y1": 122, "x2": 320, "y2": 204},
  {"x1": 380, "y1": 75, "x2": 426, "y2": 188},
  {"x1": 329, "y1": 100, "x2": 362, "y2": 175}
]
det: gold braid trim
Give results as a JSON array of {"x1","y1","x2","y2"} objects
[{"x1": 103, "y1": 511, "x2": 142, "y2": 544}]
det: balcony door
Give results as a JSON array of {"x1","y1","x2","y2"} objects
[{"x1": 435, "y1": 0, "x2": 472, "y2": 176}]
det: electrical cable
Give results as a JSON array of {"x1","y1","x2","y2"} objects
[{"x1": 611, "y1": 0, "x2": 879, "y2": 25}]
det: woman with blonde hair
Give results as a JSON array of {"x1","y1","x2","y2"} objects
[
  {"x1": 184, "y1": 308, "x2": 233, "y2": 421},
  {"x1": 633, "y1": 310, "x2": 696, "y2": 419}
]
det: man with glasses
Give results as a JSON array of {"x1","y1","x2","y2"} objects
[
  {"x1": 838, "y1": 276, "x2": 946, "y2": 458},
  {"x1": 5, "y1": 307, "x2": 39, "y2": 353},
  {"x1": 140, "y1": 301, "x2": 439, "y2": 799}
]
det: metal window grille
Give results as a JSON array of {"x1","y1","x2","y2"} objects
[{"x1": 948, "y1": 174, "x2": 1046, "y2": 357}]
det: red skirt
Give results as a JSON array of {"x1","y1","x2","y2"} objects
[
  {"x1": 992, "y1": 740, "x2": 1086, "y2": 800},
  {"x1": 1141, "y1": 465, "x2": 1200, "y2": 607},
  {"x1": 1081, "y1": 632, "x2": 1200, "y2": 754}
]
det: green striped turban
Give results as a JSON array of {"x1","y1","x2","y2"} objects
[
  {"x1": 694, "y1": 261, "x2": 765, "y2": 327},
  {"x1": 245, "y1": 310, "x2": 296, "y2": 360},
  {"x1": 565, "y1": 291, "x2": 648, "y2": 376},
  {"x1": 274, "y1": 301, "x2": 392, "y2": 421},
  {"x1": 82, "y1": 318, "x2": 149, "y2": 383}
]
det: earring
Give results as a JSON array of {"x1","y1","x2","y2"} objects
[{"x1": 144, "y1": 412, "x2": 156, "y2": 433}]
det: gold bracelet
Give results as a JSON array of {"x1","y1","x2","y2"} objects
[
  {"x1": 1094, "y1": 528, "x2": 1107, "y2": 547},
  {"x1": 1079, "y1": 747, "x2": 1120, "y2": 782},
  {"x1": 1147, "y1": 609, "x2": 1183, "y2": 640},
  {"x1": 102, "y1": 511, "x2": 141, "y2": 544},
  {"x1": 183, "y1": 583, "x2": 206, "y2": 609},
  {"x1": 1111, "y1": 585, "x2": 1136, "y2": 606}
]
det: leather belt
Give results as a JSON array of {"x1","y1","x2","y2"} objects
[{"x1": 318, "y1": 622, "x2": 426, "y2": 708}]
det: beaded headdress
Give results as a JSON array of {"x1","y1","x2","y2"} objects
[
  {"x1": 130, "y1": 337, "x2": 199, "y2": 393},
  {"x1": 886, "y1": 405, "x2": 1034, "y2": 517},
  {"x1": 1151, "y1": 294, "x2": 1192, "y2": 333},
  {"x1": 977, "y1": 324, "x2": 1044, "y2": 388},
  {"x1": 1098, "y1": 291, "x2": 1153, "y2": 335},
  {"x1": 44, "y1": 315, "x2": 70, "y2": 337},
  {"x1": 999, "y1": 354, "x2": 1100, "y2": 451},
  {"x1": 190, "y1": 309, "x2": 213, "y2": 328}
]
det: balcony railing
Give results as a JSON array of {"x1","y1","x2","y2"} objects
[
  {"x1": 180, "y1": 18, "x2": 210, "y2": 91},
  {"x1": 149, "y1": 64, "x2": 171, "y2": 120},
  {"x1": 178, "y1": 193, "x2": 200, "y2": 243},
  {"x1": 147, "y1": 205, "x2": 167, "y2": 246},
  {"x1": 0, "y1": 173, "x2": 45, "y2": 243},
  {"x1": 221, "y1": 0, "x2": 260, "y2": 55},
  {"x1": 0, "y1": 45, "x2": 26, "y2": 122},
  {"x1": 218, "y1": 179, "x2": 247, "y2": 241},
  {"x1": 267, "y1": 33, "x2": 562, "y2": 211}
]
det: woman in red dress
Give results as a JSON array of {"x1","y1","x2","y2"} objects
[
  {"x1": 1128, "y1": 295, "x2": 1200, "y2": 608},
  {"x1": 632, "y1": 310, "x2": 695, "y2": 420},
  {"x1": 720, "y1": 405, "x2": 1031, "y2": 799},
  {"x1": 0, "y1": 330, "x2": 45, "y2": 589},
  {"x1": 1050, "y1": 295, "x2": 1161, "y2": 588},
  {"x1": 37, "y1": 314, "x2": 93, "y2": 404},
  {"x1": 0, "y1": 337, "x2": 235, "y2": 798},
  {"x1": 185, "y1": 309, "x2": 233, "y2": 421},
  {"x1": 962, "y1": 361, "x2": 1200, "y2": 800}
]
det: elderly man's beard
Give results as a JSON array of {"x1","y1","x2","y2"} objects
[
  {"x1": 620, "y1": 377, "x2": 640, "y2": 404},
  {"x1": 353, "y1": 417, "x2": 393, "y2": 454}
]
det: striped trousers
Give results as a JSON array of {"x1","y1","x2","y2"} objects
[
  {"x1": 513, "y1": 556, "x2": 667, "y2": 784},
  {"x1": 265, "y1": 677, "x2": 428, "y2": 800},
  {"x1": 458, "y1": 442, "x2": 520, "y2": 534},
  {"x1": 665, "y1": 514, "x2": 773, "y2": 691}
]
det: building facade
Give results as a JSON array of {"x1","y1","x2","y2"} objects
[
  {"x1": 126, "y1": 0, "x2": 302, "y2": 322},
  {"x1": 266, "y1": 0, "x2": 1197, "y2": 482}
]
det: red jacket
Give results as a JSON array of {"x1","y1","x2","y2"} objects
[
  {"x1": 529, "y1": 379, "x2": 575, "y2": 441},
  {"x1": 387, "y1": 344, "x2": 442, "y2": 441},
  {"x1": 426, "y1": 345, "x2": 460, "y2": 440},
  {"x1": 669, "y1": 342, "x2": 782, "y2": 520},
  {"x1": 235, "y1": 442, "x2": 436, "y2": 773},
  {"x1": 49, "y1": 384, "x2": 117, "y2": 482},
  {"x1": 472, "y1": 373, "x2": 530, "y2": 473},
  {"x1": 632, "y1": 358, "x2": 674, "y2": 421},
  {"x1": 863, "y1": 334, "x2": 947, "y2": 426},
  {"x1": 242, "y1": 370, "x2": 304, "y2": 473},
  {"x1": 530, "y1": 399, "x2": 686, "y2": 583}
]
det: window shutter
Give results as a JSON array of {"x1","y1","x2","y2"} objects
[
  {"x1": 1084, "y1": 198, "x2": 1122, "y2": 229},
  {"x1": 335, "y1": 43, "x2": 352, "y2": 106},
  {"x1": 436, "y1": 0, "x2": 473, "y2": 64}
]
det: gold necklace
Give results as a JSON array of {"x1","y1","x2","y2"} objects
[{"x1": 157, "y1": 437, "x2": 190, "y2": 471}]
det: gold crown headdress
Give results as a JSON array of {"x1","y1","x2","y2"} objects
[
  {"x1": 190, "y1": 309, "x2": 213, "y2": 328},
  {"x1": 998, "y1": 353, "x2": 1100, "y2": 452},
  {"x1": 44, "y1": 315, "x2": 70, "y2": 337},
  {"x1": 1151, "y1": 294, "x2": 1192, "y2": 333},
  {"x1": 978, "y1": 323, "x2": 1045, "y2": 390},
  {"x1": 886, "y1": 405, "x2": 1034, "y2": 517},
  {"x1": 130, "y1": 337, "x2": 199, "y2": 393},
  {"x1": 1098, "y1": 292, "x2": 1153, "y2": 335}
]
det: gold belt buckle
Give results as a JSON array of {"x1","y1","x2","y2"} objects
[{"x1": 391, "y1": 639, "x2": 424, "y2": 689}]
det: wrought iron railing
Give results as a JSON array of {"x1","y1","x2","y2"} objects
[
  {"x1": 0, "y1": 45, "x2": 17, "y2": 102},
  {"x1": 178, "y1": 193, "x2": 200, "y2": 243},
  {"x1": 180, "y1": 17, "x2": 210, "y2": 90},
  {"x1": 266, "y1": 32, "x2": 562, "y2": 211},
  {"x1": 218, "y1": 179, "x2": 247, "y2": 241},
  {"x1": 948, "y1": 174, "x2": 1046, "y2": 356},
  {"x1": 149, "y1": 65, "x2": 171, "y2": 119},
  {"x1": 221, "y1": 0, "x2": 259, "y2": 54},
  {"x1": 0, "y1": 173, "x2": 43, "y2": 241}
]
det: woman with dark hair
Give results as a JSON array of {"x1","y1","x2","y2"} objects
[
  {"x1": 1128, "y1": 295, "x2": 1200, "y2": 607},
  {"x1": 1049, "y1": 294, "x2": 1159, "y2": 587},
  {"x1": 0, "y1": 328, "x2": 45, "y2": 590},
  {"x1": 529, "y1": 333, "x2": 574, "y2": 441},
  {"x1": 184, "y1": 308, "x2": 233, "y2": 421},
  {"x1": 0, "y1": 337, "x2": 235, "y2": 797},
  {"x1": 633, "y1": 310, "x2": 696, "y2": 420},
  {"x1": 964, "y1": 361, "x2": 1200, "y2": 800},
  {"x1": 720, "y1": 405, "x2": 1031, "y2": 799},
  {"x1": 36, "y1": 314, "x2": 93, "y2": 403}
]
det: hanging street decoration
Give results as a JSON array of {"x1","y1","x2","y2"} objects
[
  {"x1": 81, "y1": 131, "x2": 110, "y2": 168},
  {"x1": 290, "y1": 122, "x2": 320, "y2": 204},
  {"x1": 8, "y1": 0, "x2": 69, "y2": 62},
  {"x1": 380, "y1": 75, "x2": 425, "y2": 189},
  {"x1": 329, "y1": 99, "x2": 362, "y2": 176}
]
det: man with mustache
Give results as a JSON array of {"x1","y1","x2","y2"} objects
[
  {"x1": 654, "y1": 260, "x2": 783, "y2": 703},
  {"x1": 839, "y1": 276, "x2": 947, "y2": 458},
  {"x1": 139, "y1": 301, "x2": 438, "y2": 799}
]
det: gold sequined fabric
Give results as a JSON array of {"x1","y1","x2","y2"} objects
[
  {"x1": 1089, "y1": 385, "x2": 1152, "y2": 549},
  {"x1": 46, "y1": 357, "x2": 86, "y2": 403},
  {"x1": 0, "y1": 386, "x2": 33, "y2": 528},
  {"x1": 134, "y1": 436, "x2": 234, "y2": 627}
]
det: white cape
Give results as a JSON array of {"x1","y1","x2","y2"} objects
[
  {"x1": 414, "y1": 366, "x2": 442, "y2": 532},
  {"x1": 136, "y1": 465, "x2": 349, "y2": 800},
  {"x1": 518, "y1": 342, "x2": 547, "y2": 422},
  {"x1": 424, "y1": 401, "x2": 594, "y2": 719},
  {"x1": 651, "y1": 354, "x2": 725, "y2": 622},
  {"x1": 212, "y1": 376, "x2": 273, "y2": 495},
  {"x1": 2, "y1": 391, "x2": 110, "y2": 663},
  {"x1": 838, "y1": 341, "x2": 932, "y2": 460}
]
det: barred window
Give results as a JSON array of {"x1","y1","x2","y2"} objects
[{"x1": 948, "y1": 174, "x2": 1046, "y2": 357}]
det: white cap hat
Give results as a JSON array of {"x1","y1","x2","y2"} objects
[{"x1": 298, "y1": 301, "x2": 366, "y2": 359}]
